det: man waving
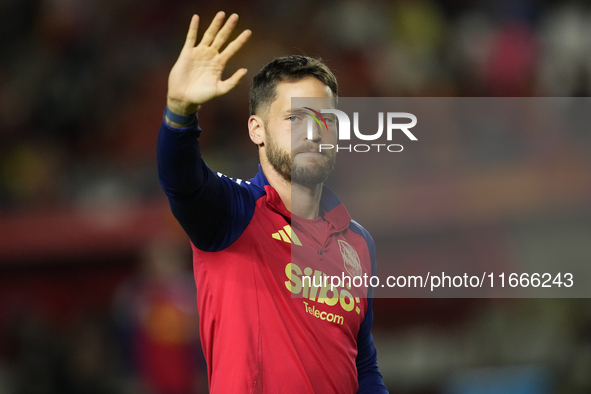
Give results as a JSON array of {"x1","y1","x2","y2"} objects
[{"x1": 158, "y1": 11, "x2": 388, "y2": 393}]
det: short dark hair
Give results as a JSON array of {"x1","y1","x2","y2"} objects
[{"x1": 249, "y1": 55, "x2": 338, "y2": 117}]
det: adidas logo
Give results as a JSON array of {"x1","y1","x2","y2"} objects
[{"x1": 272, "y1": 225, "x2": 302, "y2": 246}]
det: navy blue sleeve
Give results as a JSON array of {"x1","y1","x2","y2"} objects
[
  {"x1": 157, "y1": 110, "x2": 256, "y2": 251},
  {"x1": 356, "y1": 298, "x2": 388, "y2": 393},
  {"x1": 350, "y1": 221, "x2": 389, "y2": 393}
]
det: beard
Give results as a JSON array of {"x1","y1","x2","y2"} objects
[{"x1": 265, "y1": 129, "x2": 335, "y2": 187}]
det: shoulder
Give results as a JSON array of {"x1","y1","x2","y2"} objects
[
  {"x1": 349, "y1": 220, "x2": 376, "y2": 256},
  {"x1": 348, "y1": 219, "x2": 377, "y2": 277},
  {"x1": 215, "y1": 171, "x2": 267, "y2": 201}
]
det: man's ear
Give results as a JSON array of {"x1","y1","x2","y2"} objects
[{"x1": 248, "y1": 115, "x2": 265, "y2": 146}]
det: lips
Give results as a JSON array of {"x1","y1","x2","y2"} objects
[
  {"x1": 295, "y1": 150, "x2": 323, "y2": 156},
  {"x1": 294, "y1": 145, "x2": 322, "y2": 155}
]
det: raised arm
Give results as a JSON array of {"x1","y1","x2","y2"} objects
[{"x1": 158, "y1": 12, "x2": 253, "y2": 251}]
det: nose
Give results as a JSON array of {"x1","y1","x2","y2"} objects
[{"x1": 306, "y1": 118, "x2": 322, "y2": 141}]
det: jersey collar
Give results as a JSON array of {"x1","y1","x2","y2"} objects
[{"x1": 250, "y1": 165, "x2": 351, "y2": 232}]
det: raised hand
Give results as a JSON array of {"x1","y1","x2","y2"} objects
[{"x1": 167, "y1": 12, "x2": 252, "y2": 115}]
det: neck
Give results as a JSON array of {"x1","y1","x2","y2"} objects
[{"x1": 261, "y1": 162, "x2": 323, "y2": 219}]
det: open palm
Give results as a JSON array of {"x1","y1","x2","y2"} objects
[{"x1": 167, "y1": 12, "x2": 252, "y2": 115}]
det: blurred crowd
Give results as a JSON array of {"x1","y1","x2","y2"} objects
[
  {"x1": 2, "y1": 0, "x2": 591, "y2": 209},
  {"x1": 0, "y1": 237, "x2": 204, "y2": 394}
]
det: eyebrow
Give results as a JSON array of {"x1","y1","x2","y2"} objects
[
  {"x1": 284, "y1": 108, "x2": 306, "y2": 115},
  {"x1": 283, "y1": 108, "x2": 338, "y2": 122}
]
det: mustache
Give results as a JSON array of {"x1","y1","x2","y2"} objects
[{"x1": 292, "y1": 142, "x2": 324, "y2": 155}]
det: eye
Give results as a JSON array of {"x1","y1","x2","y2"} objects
[
  {"x1": 288, "y1": 115, "x2": 302, "y2": 123},
  {"x1": 323, "y1": 114, "x2": 335, "y2": 122}
]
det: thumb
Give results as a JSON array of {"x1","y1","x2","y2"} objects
[{"x1": 218, "y1": 68, "x2": 248, "y2": 95}]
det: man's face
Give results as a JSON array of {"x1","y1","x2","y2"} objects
[{"x1": 262, "y1": 77, "x2": 337, "y2": 187}]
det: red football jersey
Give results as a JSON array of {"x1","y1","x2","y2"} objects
[{"x1": 158, "y1": 118, "x2": 387, "y2": 394}]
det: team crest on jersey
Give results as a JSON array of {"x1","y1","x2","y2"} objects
[{"x1": 338, "y1": 240, "x2": 362, "y2": 277}]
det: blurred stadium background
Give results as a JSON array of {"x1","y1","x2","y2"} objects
[{"x1": 1, "y1": 0, "x2": 591, "y2": 393}]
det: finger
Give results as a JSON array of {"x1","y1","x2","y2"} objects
[
  {"x1": 220, "y1": 29, "x2": 252, "y2": 63},
  {"x1": 183, "y1": 14, "x2": 200, "y2": 50},
  {"x1": 211, "y1": 13, "x2": 239, "y2": 51},
  {"x1": 218, "y1": 68, "x2": 248, "y2": 95},
  {"x1": 200, "y1": 11, "x2": 226, "y2": 47}
]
